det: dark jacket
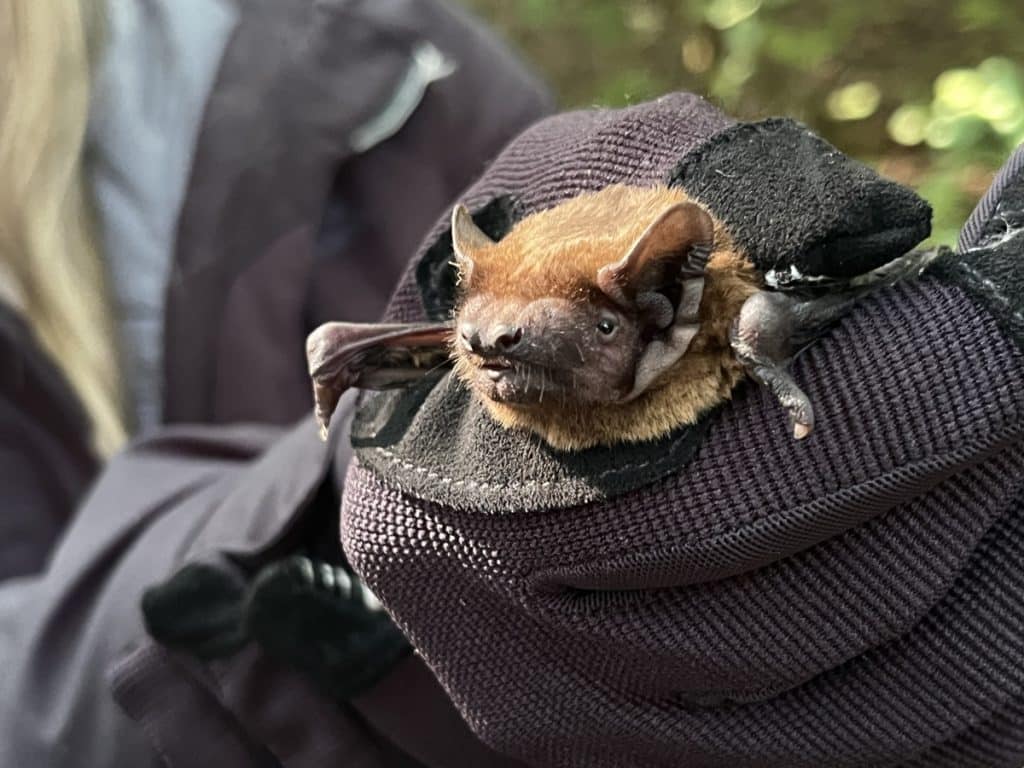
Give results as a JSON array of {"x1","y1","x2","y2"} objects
[
  {"x1": 0, "y1": 401, "x2": 525, "y2": 767},
  {"x1": 0, "y1": 0, "x2": 550, "y2": 581},
  {"x1": 0, "y1": 309, "x2": 99, "y2": 579},
  {"x1": 159, "y1": 0, "x2": 551, "y2": 427}
]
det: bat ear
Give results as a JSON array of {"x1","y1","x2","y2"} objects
[
  {"x1": 451, "y1": 204, "x2": 494, "y2": 287},
  {"x1": 596, "y1": 201, "x2": 714, "y2": 311}
]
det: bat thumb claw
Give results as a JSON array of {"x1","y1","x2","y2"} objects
[{"x1": 793, "y1": 422, "x2": 812, "y2": 440}]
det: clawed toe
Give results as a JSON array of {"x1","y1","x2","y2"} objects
[
  {"x1": 792, "y1": 417, "x2": 813, "y2": 440},
  {"x1": 730, "y1": 290, "x2": 817, "y2": 441}
]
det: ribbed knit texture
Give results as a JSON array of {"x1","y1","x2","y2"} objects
[{"x1": 342, "y1": 95, "x2": 1024, "y2": 767}]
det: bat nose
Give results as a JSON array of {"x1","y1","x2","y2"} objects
[
  {"x1": 486, "y1": 324, "x2": 523, "y2": 354},
  {"x1": 464, "y1": 322, "x2": 523, "y2": 356}
]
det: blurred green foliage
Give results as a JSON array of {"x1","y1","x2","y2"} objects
[{"x1": 463, "y1": 0, "x2": 1024, "y2": 245}]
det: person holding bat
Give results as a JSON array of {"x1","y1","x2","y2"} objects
[{"x1": 1, "y1": 1, "x2": 1022, "y2": 766}]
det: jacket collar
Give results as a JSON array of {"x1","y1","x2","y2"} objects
[{"x1": 163, "y1": 0, "x2": 451, "y2": 423}]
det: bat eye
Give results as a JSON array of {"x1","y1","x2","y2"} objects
[{"x1": 596, "y1": 317, "x2": 618, "y2": 337}]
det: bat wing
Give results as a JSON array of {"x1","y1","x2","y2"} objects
[
  {"x1": 306, "y1": 321, "x2": 453, "y2": 438},
  {"x1": 763, "y1": 247, "x2": 941, "y2": 297}
]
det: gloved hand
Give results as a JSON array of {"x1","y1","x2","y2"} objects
[
  {"x1": 338, "y1": 93, "x2": 1024, "y2": 768},
  {"x1": 142, "y1": 553, "x2": 410, "y2": 702},
  {"x1": 245, "y1": 555, "x2": 410, "y2": 698}
]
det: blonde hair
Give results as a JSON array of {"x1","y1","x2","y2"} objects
[{"x1": 0, "y1": 0, "x2": 127, "y2": 456}]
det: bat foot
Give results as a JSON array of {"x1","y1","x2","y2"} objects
[
  {"x1": 792, "y1": 420, "x2": 813, "y2": 440},
  {"x1": 752, "y1": 363, "x2": 815, "y2": 441},
  {"x1": 730, "y1": 291, "x2": 816, "y2": 441}
]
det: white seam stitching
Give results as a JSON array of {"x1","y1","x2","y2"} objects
[{"x1": 371, "y1": 445, "x2": 671, "y2": 490}]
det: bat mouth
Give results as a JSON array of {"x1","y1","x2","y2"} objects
[
  {"x1": 463, "y1": 356, "x2": 568, "y2": 406},
  {"x1": 480, "y1": 360, "x2": 514, "y2": 381}
]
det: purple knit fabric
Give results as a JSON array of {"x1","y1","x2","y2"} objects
[{"x1": 342, "y1": 95, "x2": 1024, "y2": 767}]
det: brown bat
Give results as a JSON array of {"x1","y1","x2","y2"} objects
[{"x1": 307, "y1": 185, "x2": 929, "y2": 450}]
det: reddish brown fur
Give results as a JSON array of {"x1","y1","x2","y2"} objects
[{"x1": 454, "y1": 185, "x2": 761, "y2": 450}]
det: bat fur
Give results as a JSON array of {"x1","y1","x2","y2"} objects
[
  {"x1": 308, "y1": 184, "x2": 932, "y2": 450},
  {"x1": 449, "y1": 185, "x2": 759, "y2": 450}
]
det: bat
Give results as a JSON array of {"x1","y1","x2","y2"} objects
[{"x1": 307, "y1": 185, "x2": 932, "y2": 450}]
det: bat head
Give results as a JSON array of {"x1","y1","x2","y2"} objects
[
  {"x1": 449, "y1": 191, "x2": 714, "y2": 411},
  {"x1": 306, "y1": 186, "x2": 754, "y2": 449}
]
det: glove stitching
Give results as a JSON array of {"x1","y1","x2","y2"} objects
[{"x1": 372, "y1": 445, "x2": 662, "y2": 488}]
